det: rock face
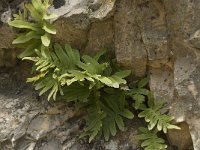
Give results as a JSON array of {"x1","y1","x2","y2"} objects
[
  {"x1": 0, "y1": 72, "x2": 143, "y2": 150},
  {"x1": 1, "y1": 0, "x2": 200, "y2": 149}
]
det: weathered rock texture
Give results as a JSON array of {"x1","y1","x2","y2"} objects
[
  {"x1": 1, "y1": 0, "x2": 200, "y2": 149},
  {"x1": 0, "y1": 72, "x2": 142, "y2": 150}
]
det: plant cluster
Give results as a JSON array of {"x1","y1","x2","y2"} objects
[
  {"x1": 9, "y1": 0, "x2": 56, "y2": 58},
  {"x1": 9, "y1": 0, "x2": 180, "y2": 149}
]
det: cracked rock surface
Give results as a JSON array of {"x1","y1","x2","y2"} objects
[
  {"x1": 0, "y1": 0, "x2": 200, "y2": 149},
  {"x1": 0, "y1": 72, "x2": 143, "y2": 150}
]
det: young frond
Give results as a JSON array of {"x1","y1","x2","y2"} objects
[
  {"x1": 25, "y1": 44, "x2": 81, "y2": 73},
  {"x1": 9, "y1": 0, "x2": 57, "y2": 58},
  {"x1": 126, "y1": 78, "x2": 150, "y2": 110}
]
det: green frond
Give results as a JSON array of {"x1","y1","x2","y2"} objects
[
  {"x1": 82, "y1": 90, "x2": 134, "y2": 142},
  {"x1": 93, "y1": 49, "x2": 107, "y2": 61},
  {"x1": 25, "y1": 3, "x2": 42, "y2": 21},
  {"x1": 18, "y1": 40, "x2": 41, "y2": 58},
  {"x1": 138, "y1": 102, "x2": 180, "y2": 133},
  {"x1": 9, "y1": 0, "x2": 57, "y2": 57},
  {"x1": 127, "y1": 87, "x2": 150, "y2": 110},
  {"x1": 30, "y1": 74, "x2": 60, "y2": 100},
  {"x1": 80, "y1": 106, "x2": 106, "y2": 143},
  {"x1": 60, "y1": 82, "x2": 90, "y2": 102},
  {"x1": 31, "y1": 0, "x2": 45, "y2": 14},
  {"x1": 101, "y1": 92, "x2": 133, "y2": 137},
  {"x1": 41, "y1": 33, "x2": 51, "y2": 47},
  {"x1": 8, "y1": 20, "x2": 39, "y2": 31},
  {"x1": 137, "y1": 77, "x2": 149, "y2": 88},
  {"x1": 78, "y1": 55, "x2": 108, "y2": 75},
  {"x1": 136, "y1": 127, "x2": 167, "y2": 150},
  {"x1": 42, "y1": 22, "x2": 56, "y2": 34},
  {"x1": 12, "y1": 31, "x2": 40, "y2": 44}
]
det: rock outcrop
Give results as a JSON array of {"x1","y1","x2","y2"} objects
[{"x1": 1, "y1": 0, "x2": 200, "y2": 149}]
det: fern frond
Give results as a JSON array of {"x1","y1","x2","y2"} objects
[
  {"x1": 137, "y1": 127, "x2": 167, "y2": 150},
  {"x1": 26, "y1": 73, "x2": 59, "y2": 100},
  {"x1": 101, "y1": 91, "x2": 134, "y2": 138},
  {"x1": 10, "y1": 0, "x2": 180, "y2": 147},
  {"x1": 138, "y1": 102, "x2": 180, "y2": 133},
  {"x1": 80, "y1": 106, "x2": 106, "y2": 143},
  {"x1": 127, "y1": 88, "x2": 150, "y2": 110},
  {"x1": 60, "y1": 82, "x2": 91, "y2": 102},
  {"x1": 82, "y1": 90, "x2": 134, "y2": 142},
  {"x1": 9, "y1": 0, "x2": 57, "y2": 57}
]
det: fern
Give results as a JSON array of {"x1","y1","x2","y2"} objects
[
  {"x1": 126, "y1": 78, "x2": 151, "y2": 110},
  {"x1": 81, "y1": 90, "x2": 134, "y2": 142},
  {"x1": 137, "y1": 127, "x2": 167, "y2": 150},
  {"x1": 138, "y1": 102, "x2": 180, "y2": 133},
  {"x1": 100, "y1": 90, "x2": 134, "y2": 138},
  {"x1": 9, "y1": 0, "x2": 180, "y2": 148},
  {"x1": 80, "y1": 106, "x2": 106, "y2": 143},
  {"x1": 126, "y1": 78, "x2": 180, "y2": 149},
  {"x1": 9, "y1": 0, "x2": 57, "y2": 58},
  {"x1": 24, "y1": 44, "x2": 131, "y2": 100},
  {"x1": 61, "y1": 82, "x2": 91, "y2": 102}
]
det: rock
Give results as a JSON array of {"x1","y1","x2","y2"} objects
[
  {"x1": 0, "y1": 72, "x2": 142, "y2": 150},
  {"x1": 50, "y1": 0, "x2": 116, "y2": 26},
  {"x1": 167, "y1": 122, "x2": 193, "y2": 150},
  {"x1": 53, "y1": 19, "x2": 88, "y2": 50},
  {"x1": 163, "y1": 1, "x2": 200, "y2": 149},
  {"x1": 189, "y1": 30, "x2": 200, "y2": 49},
  {"x1": 149, "y1": 67, "x2": 174, "y2": 104},
  {"x1": 51, "y1": 0, "x2": 116, "y2": 53},
  {"x1": 114, "y1": 0, "x2": 147, "y2": 77},
  {"x1": 84, "y1": 19, "x2": 114, "y2": 54},
  {"x1": 137, "y1": 0, "x2": 170, "y2": 68},
  {"x1": 2, "y1": 0, "x2": 200, "y2": 149},
  {"x1": 0, "y1": 0, "x2": 16, "y2": 67}
]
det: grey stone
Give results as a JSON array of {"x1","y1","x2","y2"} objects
[
  {"x1": 1, "y1": 8, "x2": 11, "y2": 24},
  {"x1": 50, "y1": 0, "x2": 116, "y2": 29}
]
